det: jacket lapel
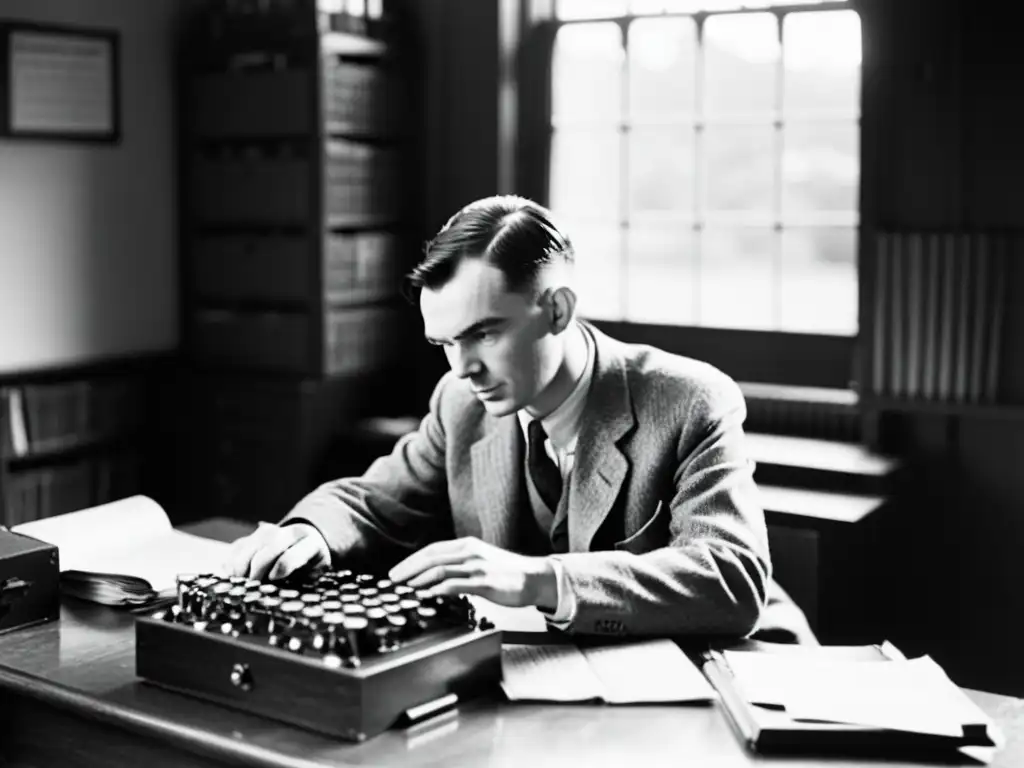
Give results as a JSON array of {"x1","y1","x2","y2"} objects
[
  {"x1": 470, "y1": 414, "x2": 523, "y2": 549},
  {"x1": 569, "y1": 325, "x2": 636, "y2": 552}
]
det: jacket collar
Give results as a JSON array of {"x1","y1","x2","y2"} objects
[{"x1": 470, "y1": 322, "x2": 636, "y2": 551}]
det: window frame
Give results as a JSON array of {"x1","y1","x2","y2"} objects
[{"x1": 516, "y1": 1, "x2": 863, "y2": 390}]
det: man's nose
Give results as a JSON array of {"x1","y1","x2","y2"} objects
[{"x1": 448, "y1": 344, "x2": 481, "y2": 379}]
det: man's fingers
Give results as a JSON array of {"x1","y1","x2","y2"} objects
[
  {"x1": 389, "y1": 538, "x2": 479, "y2": 582},
  {"x1": 226, "y1": 530, "x2": 271, "y2": 577},
  {"x1": 406, "y1": 564, "x2": 479, "y2": 589},
  {"x1": 247, "y1": 542, "x2": 289, "y2": 581},
  {"x1": 267, "y1": 534, "x2": 323, "y2": 581},
  {"x1": 426, "y1": 578, "x2": 484, "y2": 597}
]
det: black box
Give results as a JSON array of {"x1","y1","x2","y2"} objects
[{"x1": 0, "y1": 530, "x2": 60, "y2": 634}]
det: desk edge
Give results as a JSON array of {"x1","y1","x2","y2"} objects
[{"x1": 0, "y1": 663, "x2": 333, "y2": 768}]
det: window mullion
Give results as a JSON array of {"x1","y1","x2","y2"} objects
[
  {"x1": 774, "y1": 10, "x2": 785, "y2": 330},
  {"x1": 619, "y1": 19, "x2": 630, "y2": 320},
  {"x1": 694, "y1": 14, "x2": 706, "y2": 324}
]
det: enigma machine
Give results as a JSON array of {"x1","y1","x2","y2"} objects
[{"x1": 135, "y1": 568, "x2": 503, "y2": 741}]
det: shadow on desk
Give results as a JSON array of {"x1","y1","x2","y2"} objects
[{"x1": 0, "y1": 518, "x2": 1020, "y2": 768}]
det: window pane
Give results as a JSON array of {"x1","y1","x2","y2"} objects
[
  {"x1": 784, "y1": 10, "x2": 861, "y2": 116},
  {"x1": 699, "y1": 226, "x2": 776, "y2": 329},
  {"x1": 550, "y1": 130, "x2": 621, "y2": 218},
  {"x1": 780, "y1": 227, "x2": 857, "y2": 334},
  {"x1": 629, "y1": 18, "x2": 697, "y2": 119},
  {"x1": 626, "y1": 225, "x2": 697, "y2": 324},
  {"x1": 631, "y1": 0, "x2": 705, "y2": 12},
  {"x1": 782, "y1": 120, "x2": 859, "y2": 216},
  {"x1": 631, "y1": 0, "x2": 833, "y2": 13},
  {"x1": 564, "y1": 220, "x2": 625, "y2": 319},
  {"x1": 703, "y1": 124, "x2": 775, "y2": 214},
  {"x1": 703, "y1": 13, "x2": 779, "y2": 117},
  {"x1": 558, "y1": 0, "x2": 628, "y2": 19},
  {"x1": 553, "y1": 23, "x2": 624, "y2": 123},
  {"x1": 630, "y1": 126, "x2": 695, "y2": 213}
]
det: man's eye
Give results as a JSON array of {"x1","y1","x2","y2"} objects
[{"x1": 477, "y1": 330, "x2": 499, "y2": 344}]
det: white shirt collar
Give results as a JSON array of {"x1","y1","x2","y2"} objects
[{"x1": 517, "y1": 323, "x2": 595, "y2": 454}]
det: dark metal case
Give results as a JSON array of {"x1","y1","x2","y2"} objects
[{"x1": 0, "y1": 530, "x2": 60, "y2": 635}]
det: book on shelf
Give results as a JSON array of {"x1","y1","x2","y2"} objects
[{"x1": 10, "y1": 495, "x2": 229, "y2": 607}]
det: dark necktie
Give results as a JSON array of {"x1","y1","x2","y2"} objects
[{"x1": 527, "y1": 420, "x2": 563, "y2": 515}]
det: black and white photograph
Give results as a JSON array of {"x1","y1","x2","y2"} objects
[{"x1": 0, "y1": 1, "x2": 1021, "y2": 766}]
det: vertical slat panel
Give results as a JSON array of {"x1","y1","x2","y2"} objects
[
  {"x1": 906, "y1": 233, "x2": 923, "y2": 399},
  {"x1": 890, "y1": 232, "x2": 905, "y2": 398},
  {"x1": 871, "y1": 230, "x2": 1010, "y2": 405},
  {"x1": 872, "y1": 231, "x2": 889, "y2": 398},
  {"x1": 953, "y1": 234, "x2": 972, "y2": 402},
  {"x1": 984, "y1": 235, "x2": 1007, "y2": 403},
  {"x1": 968, "y1": 235, "x2": 989, "y2": 402},
  {"x1": 937, "y1": 234, "x2": 956, "y2": 401},
  {"x1": 921, "y1": 233, "x2": 941, "y2": 401}
]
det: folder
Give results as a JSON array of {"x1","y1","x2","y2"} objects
[{"x1": 700, "y1": 640, "x2": 1002, "y2": 758}]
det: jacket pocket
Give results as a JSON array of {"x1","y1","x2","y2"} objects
[{"x1": 613, "y1": 500, "x2": 669, "y2": 554}]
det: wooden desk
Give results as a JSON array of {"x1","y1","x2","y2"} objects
[{"x1": 0, "y1": 519, "x2": 1021, "y2": 768}]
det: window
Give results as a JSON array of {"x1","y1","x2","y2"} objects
[{"x1": 547, "y1": 0, "x2": 862, "y2": 337}]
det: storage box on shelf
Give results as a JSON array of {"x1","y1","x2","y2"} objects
[
  {"x1": 171, "y1": 371, "x2": 402, "y2": 523},
  {"x1": 190, "y1": 303, "x2": 401, "y2": 375},
  {"x1": 182, "y1": 1, "x2": 412, "y2": 379},
  {"x1": 176, "y1": 1, "x2": 417, "y2": 521},
  {"x1": 191, "y1": 229, "x2": 402, "y2": 305},
  {"x1": 0, "y1": 374, "x2": 151, "y2": 526}
]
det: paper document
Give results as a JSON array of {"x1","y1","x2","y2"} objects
[
  {"x1": 722, "y1": 650, "x2": 994, "y2": 737},
  {"x1": 12, "y1": 496, "x2": 229, "y2": 603},
  {"x1": 465, "y1": 595, "x2": 549, "y2": 633},
  {"x1": 502, "y1": 639, "x2": 716, "y2": 704},
  {"x1": 501, "y1": 644, "x2": 605, "y2": 702},
  {"x1": 77, "y1": 528, "x2": 229, "y2": 594},
  {"x1": 582, "y1": 640, "x2": 715, "y2": 703}
]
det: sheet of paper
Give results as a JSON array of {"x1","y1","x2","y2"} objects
[
  {"x1": 465, "y1": 595, "x2": 549, "y2": 633},
  {"x1": 722, "y1": 650, "x2": 799, "y2": 707},
  {"x1": 723, "y1": 651, "x2": 988, "y2": 737},
  {"x1": 12, "y1": 495, "x2": 172, "y2": 568},
  {"x1": 83, "y1": 529, "x2": 230, "y2": 593},
  {"x1": 581, "y1": 639, "x2": 716, "y2": 703},
  {"x1": 500, "y1": 644, "x2": 604, "y2": 702},
  {"x1": 11, "y1": 496, "x2": 228, "y2": 591}
]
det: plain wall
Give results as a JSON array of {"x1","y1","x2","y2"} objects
[{"x1": 0, "y1": 0, "x2": 180, "y2": 373}]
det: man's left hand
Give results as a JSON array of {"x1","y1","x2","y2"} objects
[{"x1": 388, "y1": 537, "x2": 557, "y2": 610}]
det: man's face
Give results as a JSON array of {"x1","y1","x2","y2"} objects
[{"x1": 420, "y1": 259, "x2": 560, "y2": 416}]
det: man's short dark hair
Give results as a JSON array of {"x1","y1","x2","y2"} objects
[{"x1": 405, "y1": 195, "x2": 574, "y2": 299}]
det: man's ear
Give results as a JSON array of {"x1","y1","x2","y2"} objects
[{"x1": 548, "y1": 286, "x2": 577, "y2": 334}]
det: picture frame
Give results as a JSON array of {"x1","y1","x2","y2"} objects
[{"x1": 0, "y1": 21, "x2": 120, "y2": 143}]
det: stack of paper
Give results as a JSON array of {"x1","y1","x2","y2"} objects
[
  {"x1": 721, "y1": 650, "x2": 996, "y2": 738},
  {"x1": 501, "y1": 639, "x2": 717, "y2": 704},
  {"x1": 12, "y1": 496, "x2": 229, "y2": 607}
]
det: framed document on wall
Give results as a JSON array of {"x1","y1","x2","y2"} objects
[{"x1": 0, "y1": 21, "x2": 120, "y2": 142}]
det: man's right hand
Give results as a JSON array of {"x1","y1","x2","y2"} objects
[{"x1": 225, "y1": 522, "x2": 331, "y2": 581}]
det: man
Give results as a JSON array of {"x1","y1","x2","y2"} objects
[{"x1": 228, "y1": 195, "x2": 807, "y2": 640}]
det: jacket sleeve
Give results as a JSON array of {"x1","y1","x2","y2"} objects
[
  {"x1": 280, "y1": 374, "x2": 454, "y2": 569},
  {"x1": 557, "y1": 377, "x2": 772, "y2": 638}
]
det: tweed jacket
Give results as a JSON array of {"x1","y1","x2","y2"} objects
[{"x1": 284, "y1": 323, "x2": 772, "y2": 638}]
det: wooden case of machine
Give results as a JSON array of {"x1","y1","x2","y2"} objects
[{"x1": 135, "y1": 615, "x2": 502, "y2": 741}]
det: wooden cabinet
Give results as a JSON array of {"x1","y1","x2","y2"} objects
[
  {"x1": 180, "y1": 0, "x2": 415, "y2": 377},
  {"x1": 169, "y1": 1, "x2": 421, "y2": 523}
]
